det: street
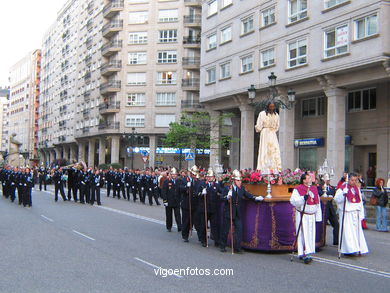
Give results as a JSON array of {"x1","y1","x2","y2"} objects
[{"x1": 0, "y1": 187, "x2": 389, "y2": 293}]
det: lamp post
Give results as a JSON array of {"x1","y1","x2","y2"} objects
[{"x1": 123, "y1": 127, "x2": 138, "y2": 170}]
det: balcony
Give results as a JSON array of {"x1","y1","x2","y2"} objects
[
  {"x1": 184, "y1": 15, "x2": 201, "y2": 27},
  {"x1": 100, "y1": 80, "x2": 121, "y2": 95},
  {"x1": 182, "y1": 78, "x2": 200, "y2": 90},
  {"x1": 100, "y1": 60, "x2": 122, "y2": 76},
  {"x1": 183, "y1": 36, "x2": 201, "y2": 48},
  {"x1": 99, "y1": 101, "x2": 121, "y2": 115},
  {"x1": 184, "y1": 0, "x2": 202, "y2": 6},
  {"x1": 181, "y1": 99, "x2": 204, "y2": 111},
  {"x1": 84, "y1": 72, "x2": 91, "y2": 81},
  {"x1": 84, "y1": 54, "x2": 92, "y2": 64},
  {"x1": 85, "y1": 36, "x2": 93, "y2": 48},
  {"x1": 101, "y1": 40, "x2": 122, "y2": 57},
  {"x1": 83, "y1": 89, "x2": 91, "y2": 98},
  {"x1": 82, "y1": 127, "x2": 90, "y2": 134},
  {"x1": 102, "y1": 20, "x2": 123, "y2": 38},
  {"x1": 103, "y1": 0, "x2": 124, "y2": 19},
  {"x1": 98, "y1": 121, "x2": 120, "y2": 131},
  {"x1": 83, "y1": 109, "x2": 90, "y2": 116},
  {"x1": 182, "y1": 57, "x2": 200, "y2": 69}
]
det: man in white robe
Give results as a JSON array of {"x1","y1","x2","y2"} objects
[
  {"x1": 290, "y1": 173, "x2": 322, "y2": 264},
  {"x1": 335, "y1": 173, "x2": 368, "y2": 255}
]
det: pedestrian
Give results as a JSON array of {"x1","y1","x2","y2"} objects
[
  {"x1": 38, "y1": 166, "x2": 47, "y2": 191},
  {"x1": 372, "y1": 178, "x2": 388, "y2": 232},
  {"x1": 291, "y1": 173, "x2": 322, "y2": 263},
  {"x1": 90, "y1": 169, "x2": 103, "y2": 206},
  {"x1": 334, "y1": 173, "x2": 369, "y2": 255},
  {"x1": 24, "y1": 167, "x2": 33, "y2": 207},
  {"x1": 161, "y1": 168, "x2": 182, "y2": 232},
  {"x1": 53, "y1": 167, "x2": 67, "y2": 202}
]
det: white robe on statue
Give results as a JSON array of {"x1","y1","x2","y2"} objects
[
  {"x1": 290, "y1": 189, "x2": 322, "y2": 257},
  {"x1": 255, "y1": 111, "x2": 281, "y2": 172},
  {"x1": 334, "y1": 187, "x2": 369, "y2": 254}
]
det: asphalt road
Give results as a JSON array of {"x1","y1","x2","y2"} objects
[{"x1": 0, "y1": 186, "x2": 389, "y2": 293}]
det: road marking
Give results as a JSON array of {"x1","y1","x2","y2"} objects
[
  {"x1": 72, "y1": 230, "x2": 95, "y2": 241},
  {"x1": 40, "y1": 215, "x2": 54, "y2": 222},
  {"x1": 378, "y1": 241, "x2": 390, "y2": 246},
  {"x1": 96, "y1": 205, "x2": 176, "y2": 228},
  {"x1": 134, "y1": 257, "x2": 182, "y2": 279},
  {"x1": 309, "y1": 256, "x2": 390, "y2": 279}
]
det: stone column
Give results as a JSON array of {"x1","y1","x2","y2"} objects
[
  {"x1": 88, "y1": 139, "x2": 96, "y2": 168},
  {"x1": 377, "y1": 130, "x2": 389, "y2": 180},
  {"x1": 69, "y1": 145, "x2": 77, "y2": 163},
  {"x1": 54, "y1": 148, "x2": 61, "y2": 160},
  {"x1": 239, "y1": 104, "x2": 255, "y2": 170},
  {"x1": 98, "y1": 138, "x2": 106, "y2": 166},
  {"x1": 325, "y1": 87, "x2": 347, "y2": 185},
  {"x1": 149, "y1": 135, "x2": 156, "y2": 169},
  {"x1": 279, "y1": 107, "x2": 295, "y2": 170},
  {"x1": 229, "y1": 116, "x2": 240, "y2": 170},
  {"x1": 111, "y1": 135, "x2": 120, "y2": 164},
  {"x1": 209, "y1": 110, "x2": 221, "y2": 169},
  {"x1": 78, "y1": 141, "x2": 86, "y2": 163},
  {"x1": 63, "y1": 146, "x2": 70, "y2": 162}
]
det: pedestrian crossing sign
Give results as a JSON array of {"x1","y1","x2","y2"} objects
[{"x1": 185, "y1": 152, "x2": 194, "y2": 161}]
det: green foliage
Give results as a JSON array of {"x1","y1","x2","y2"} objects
[
  {"x1": 110, "y1": 162, "x2": 123, "y2": 169},
  {"x1": 98, "y1": 163, "x2": 109, "y2": 170}
]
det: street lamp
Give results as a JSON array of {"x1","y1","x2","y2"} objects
[{"x1": 247, "y1": 84, "x2": 256, "y2": 101}]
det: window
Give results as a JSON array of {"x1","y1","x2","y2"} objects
[
  {"x1": 260, "y1": 48, "x2": 275, "y2": 68},
  {"x1": 156, "y1": 92, "x2": 176, "y2": 106},
  {"x1": 222, "y1": 0, "x2": 233, "y2": 8},
  {"x1": 324, "y1": 25, "x2": 348, "y2": 58},
  {"x1": 159, "y1": 30, "x2": 177, "y2": 43},
  {"x1": 220, "y1": 62, "x2": 231, "y2": 79},
  {"x1": 207, "y1": 67, "x2": 216, "y2": 83},
  {"x1": 158, "y1": 9, "x2": 178, "y2": 22},
  {"x1": 157, "y1": 71, "x2": 177, "y2": 84},
  {"x1": 129, "y1": 11, "x2": 148, "y2": 24},
  {"x1": 207, "y1": 33, "x2": 217, "y2": 50},
  {"x1": 129, "y1": 32, "x2": 148, "y2": 44},
  {"x1": 241, "y1": 16, "x2": 254, "y2": 35},
  {"x1": 324, "y1": 0, "x2": 348, "y2": 9},
  {"x1": 241, "y1": 55, "x2": 253, "y2": 73},
  {"x1": 127, "y1": 93, "x2": 146, "y2": 106},
  {"x1": 155, "y1": 114, "x2": 176, "y2": 128},
  {"x1": 128, "y1": 52, "x2": 147, "y2": 64},
  {"x1": 261, "y1": 7, "x2": 275, "y2": 27},
  {"x1": 288, "y1": 0, "x2": 307, "y2": 23},
  {"x1": 301, "y1": 96, "x2": 325, "y2": 117},
  {"x1": 220, "y1": 26, "x2": 232, "y2": 44},
  {"x1": 127, "y1": 72, "x2": 146, "y2": 85},
  {"x1": 129, "y1": 0, "x2": 148, "y2": 3},
  {"x1": 347, "y1": 88, "x2": 376, "y2": 112},
  {"x1": 126, "y1": 114, "x2": 145, "y2": 127},
  {"x1": 157, "y1": 51, "x2": 177, "y2": 63},
  {"x1": 287, "y1": 38, "x2": 307, "y2": 68},
  {"x1": 355, "y1": 14, "x2": 378, "y2": 40},
  {"x1": 208, "y1": 0, "x2": 218, "y2": 16}
]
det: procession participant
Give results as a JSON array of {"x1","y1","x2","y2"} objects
[
  {"x1": 290, "y1": 173, "x2": 322, "y2": 263},
  {"x1": 38, "y1": 165, "x2": 47, "y2": 191},
  {"x1": 220, "y1": 170, "x2": 263, "y2": 253},
  {"x1": 67, "y1": 166, "x2": 78, "y2": 202},
  {"x1": 197, "y1": 168, "x2": 222, "y2": 247},
  {"x1": 0, "y1": 166, "x2": 8, "y2": 197},
  {"x1": 105, "y1": 167, "x2": 114, "y2": 197},
  {"x1": 118, "y1": 169, "x2": 127, "y2": 200},
  {"x1": 317, "y1": 175, "x2": 339, "y2": 245},
  {"x1": 181, "y1": 166, "x2": 201, "y2": 243},
  {"x1": 16, "y1": 167, "x2": 25, "y2": 205},
  {"x1": 79, "y1": 168, "x2": 89, "y2": 204},
  {"x1": 334, "y1": 173, "x2": 369, "y2": 255},
  {"x1": 151, "y1": 170, "x2": 161, "y2": 205},
  {"x1": 9, "y1": 168, "x2": 17, "y2": 202},
  {"x1": 53, "y1": 167, "x2": 67, "y2": 202},
  {"x1": 336, "y1": 172, "x2": 348, "y2": 189},
  {"x1": 124, "y1": 168, "x2": 132, "y2": 201},
  {"x1": 24, "y1": 167, "x2": 33, "y2": 207},
  {"x1": 133, "y1": 170, "x2": 141, "y2": 202},
  {"x1": 90, "y1": 169, "x2": 103, "y2": 206},
  {"x1": 161, "y1": 168, "x2": 182, "y2": 232}
]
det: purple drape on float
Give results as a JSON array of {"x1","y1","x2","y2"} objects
[{"x1": 221, "y1": 200, "x2": 327, "y2": 251}]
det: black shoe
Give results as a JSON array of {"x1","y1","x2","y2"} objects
[
  {"x1": 178, "y1": 228, "x2": 182, "y2": 232},
  {"x1": 201, "y1": 242, "x2": 207, "y2": 247},
  {"x1": 167, "y1": 228, "x2": 171, "y2": 232},
  {"x1": 214, "y1": 242, "x2": 219, "y2": 247},
  {"x1": 303, "y1": 257, "x2": 312, "y2": 264},
  {"x1": 183, "y1": 238, "x2": 189, "y2": 242},
  {"x1": 220, "y1": 247, "x2": 226, "y2": 253},
  {"x1": 157, "y1": 203, "x2": 161, "y2": 206},
  {"x1": 97, "y1": 203, "x2": 101, "y2": 206}
]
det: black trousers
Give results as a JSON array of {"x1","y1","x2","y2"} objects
[
  {"x1": 165, "y1": 206, "x2": 181, "y2": 230},
  {"x1": 325, "y1": 201, "x2": 340, "y2": 245},
  {"x1": 198, "y1": 211, "x2": 220, "y2": 245},
  {"x1": 23, "y1": 187, "x2": 32, "y2": 206},
  {"x1": 132, "y1": 185, "x2": 139, "y2": 201},
  {"x1": 55, "y1": 184, "x2": 67, "y2": 201},
  {"x1": 67, "y1": 183, "x2": 78, "y2": 201},
  {"x1": 39, "y1": 177, "x2": 46, "y2": 191},
  {"x1": 2, "y1": 183, "x2": 7, "y2": 198},
  {"x1": 90, "y1": 186, "x2": 101, "y2": 205},
  {"x1": 181, "y1": 208, "x2": 199, "y2": 240},
  {"x1": 125, "y1": 185, "x2": 131, "y2": 201},
  {"x1": 220, "y1": 216, "x2": 242, "y2": 250},
  {"x1": 107, "y1": 182, "x2": 113, "y2": 197},
  {"x1": 17, "y1": 186, "x2": 24, "y2": 205},
  {"x1": 9, "y1": 185, "x2": 16, "y2": 201},
  {"x1": 149, "y1": 189, "x2": 160, "y2": 205},
  {"x1": 140, "y1": 187, "x2": 146, "y2": 203}
]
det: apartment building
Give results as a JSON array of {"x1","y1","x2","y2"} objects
[
  {"x1": 0, "y1": 87, "x2": 9, "y2": 154},
  {"x1": 200, "y1": 0, "x2": 390, "y2": 183}
]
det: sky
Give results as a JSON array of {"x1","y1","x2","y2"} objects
[{"x1": 0, "y1": 0, "x2": 67, "y2": 87}]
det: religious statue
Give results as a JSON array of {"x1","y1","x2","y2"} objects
[
  {"x1": 255, "y1": 102, "x2": 282, "y2": 172},
  {"x1": 7, "y1": 133, "x2": 22, "y2": 167}
]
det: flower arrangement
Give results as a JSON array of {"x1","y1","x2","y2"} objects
[{"x1": 221, "y1": 169, "x2": 305, "y2": 185}]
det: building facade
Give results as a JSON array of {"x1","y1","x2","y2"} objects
[
  {"x1": 200, "y1": 0, "x2": 390, "y2": 184},
  {"x1": 0, "y1": 87, "x2": 10, "y2": 154},
  {"x1": 39, "y1": 0, "x2": 203, "y2": 169},
  {"x1": 8, "y1": 50, "x2": 41, "y2": 164}
]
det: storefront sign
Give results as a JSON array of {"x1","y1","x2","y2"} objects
[
  {"x1": 127, "y1": 147, "x2": 210, "y2": 155},
  {"x1": 294, "y1": 138, "x2": 325, "y2": 148}
]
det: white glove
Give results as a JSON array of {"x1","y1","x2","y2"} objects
[
  {"x1": 163, "y1": 202, "x2": 168, "y2": 207},
  {"x1": 141, "y1": 187, "x2": 144, "y2": 190},
  {"x1": 227, "y1": 190, "x2": 232, "y2": 199},
  {"x1": 126, "y1": 184, "x2": 129, "y2": 187},
  {"x1": 149, "y1": 188, "x2": 152, "y2": 191},
  {"x1": 255, "y1": 196, "x2": 264, "y2": 202},
  {"x1": 343, "y1": 187, "x2": 348, "y2": 194},
  {"x1": 187, "y1": 182, "x2": 191, "y2": 187},
  {"x1": 202, "y1": 188, "x2": 207, "y2": 195}
]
